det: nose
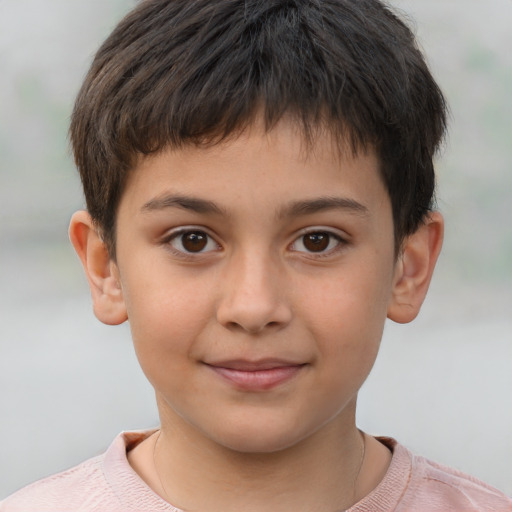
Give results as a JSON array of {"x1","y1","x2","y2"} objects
[{"x1": 215, "y1": 251, "x2": 293, "y2": 334}]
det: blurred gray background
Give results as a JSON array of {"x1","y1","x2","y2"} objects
[{"x1": 1, "y1": 0, "x2": 511, "y2": 498}]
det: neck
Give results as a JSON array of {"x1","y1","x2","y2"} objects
[{"x1": 148, "y1": 403, "x2": 371, "y2": 512}]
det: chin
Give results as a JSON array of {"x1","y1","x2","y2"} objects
[
  {"x1": 219, "y1": 435, "x2": 301, "y2": 455},
  {"x1": 206, "y1": 420, "x2": 313, "y2": 455}
]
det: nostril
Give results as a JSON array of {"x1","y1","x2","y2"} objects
[
  {"x1": 222, "y1": 318, "x2": 288, "y2": 335},
  {"x1": 215, "y1": 270, "x2": 293, "y2": 333}
]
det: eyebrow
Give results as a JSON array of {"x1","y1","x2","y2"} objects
[
  {"x1": 280, "y1": 197, "x2": 369, "y2": 218},
  {"x1": 141, "y1": 194, "x2": 225, "y2": 215},
  {"x1": 141, "y1": 193, "x2": 369, "y2": 218}
]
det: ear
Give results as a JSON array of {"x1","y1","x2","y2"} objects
[
  {"x1": 387, "y1": 211, "x2": 444, "y2": 324},
  {"x1": 69, "y1": 210, "x2": 128, "y2": 325}
]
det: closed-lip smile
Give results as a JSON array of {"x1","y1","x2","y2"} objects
[{"x1": 204, "y1": 359, "x2": 307, "y2": 391}]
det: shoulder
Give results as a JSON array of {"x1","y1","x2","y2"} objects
[
  {"x1": 350, "y1": 438, "x2": 511, "y2": 512},
  {"x1": 0, "y1": 430, "x2": 161, "y2": 512},
  {"x1": 406, "y1": 452, "x2": 512, "y2": 511},
  {"x1": 0, "y1": 454, "x2": 112, "y2": 512}
]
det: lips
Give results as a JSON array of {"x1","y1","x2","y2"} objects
[{"x1": 205, "y1": 359, "x2": 306, "y2": 391}]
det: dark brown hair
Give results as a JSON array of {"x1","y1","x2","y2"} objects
[{"x1": 70, "y1": 0, "x2": 447, "y2": 258}]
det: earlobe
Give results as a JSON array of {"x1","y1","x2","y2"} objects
[
  {"x1": 387, "y1": 211, "x2": 444, "y2": 324},
  {"x1": 69, "y1": 211, "x2": 128, "y2": 326}
]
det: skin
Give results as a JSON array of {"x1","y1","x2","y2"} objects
[{"x1": 70, "y1": 119, "x2": 443, "y2": 512}]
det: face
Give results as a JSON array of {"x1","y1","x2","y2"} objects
[{"x1": 113, "y1": 121, "x2": 400, "y2": 453}]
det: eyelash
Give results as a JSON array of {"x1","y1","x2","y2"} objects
[
  {"x1": 289, "y1": 229, "x2": 347, "y2": 258},
  {"x1": 163, "y1": 228, "x2": 221, "y2": 259},
  {"x1": 161, "y1": 227, "x2": 348, "y2": 259}
]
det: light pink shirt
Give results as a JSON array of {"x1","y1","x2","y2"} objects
[{"x1": 1, "y1": 430, "x2": 510, "y2": 511}]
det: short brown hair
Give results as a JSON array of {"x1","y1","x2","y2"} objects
[{"x1": 70, "y1": 0, "x2": 447, "y2": 258}]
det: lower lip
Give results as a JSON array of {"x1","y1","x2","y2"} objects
[{"x1": 208, "y1": 365, "x2": 305, "y2": 391}]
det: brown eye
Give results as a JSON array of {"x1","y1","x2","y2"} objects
[
  {"x1": 302, "y1": 232, "x2": 330, "y2": 252},
  {"x1": 181, "y1": 231, "x2": 208, "y2": 252},
  {"x1": 290, "y1": 230, "x2": 344, "y2": 255},
  {"x1": 169, "y1": 230, "x2": 218, "y2": 254}
]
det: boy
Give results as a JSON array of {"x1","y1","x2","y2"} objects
[{"x1": 2, "y1": 0, "x2": 510, "y2": 510}]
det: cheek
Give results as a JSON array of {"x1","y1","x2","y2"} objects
[
  {"x1": 300, "y1": 261, "x2": 392, "y2": 330},
  {"x1": 121, "y1": 273, "x2": 214, "y2": 372},
  {"x1": 123, "y1": 261, "x2": 212, "y2": 329},
  {"x1": 299, "y1": 261, "x2": 392, "y2": 370}
]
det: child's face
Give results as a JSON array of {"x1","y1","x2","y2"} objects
[{"x1": 111, "y1": 120, "x2": 401, "y2": 453}]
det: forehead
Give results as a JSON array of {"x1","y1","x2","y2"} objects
[{"x1": 120, "y1": 119, "x2": 388, "y2": 219}]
